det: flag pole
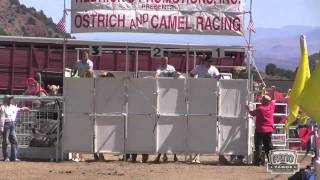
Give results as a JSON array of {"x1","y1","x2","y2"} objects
[
  {"x1": 248, "y1": 0, "x2": 253, "y2": 93},
  {"x1": 62, "y1": 0, "x2": 67, "y2": 80},
  {"x1": 246, "y1": 0, "x2": 254, "y2": 165},
  {"x1": 60, "y1": 0, "x2": 67, "y2": 162}
]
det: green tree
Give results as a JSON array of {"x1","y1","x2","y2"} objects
[{"x1": 265, "y1": 63, "x2": 277, "y2": 76}]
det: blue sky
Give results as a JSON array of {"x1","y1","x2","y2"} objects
[
  {"x1": 18, "y1": 0, "x2": 320, "y2": 44},
  {"x1": 19, "y1": 0, "x2": 320, "y2": 28}
]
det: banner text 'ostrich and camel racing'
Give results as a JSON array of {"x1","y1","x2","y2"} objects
[{"x1": 71, "y1": 0, "x2": 244, "y2": 35}]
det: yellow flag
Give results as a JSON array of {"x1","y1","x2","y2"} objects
[
  {"x1": 285, "y1": 35, "x2": 311, "y2": 129},
  {"x1": 298, "y1": 63, "x2": 320, "y2": 122}
]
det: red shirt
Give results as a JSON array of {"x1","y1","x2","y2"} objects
[
  {"x1": 249, "y1": 101, "x2": 276, "y2": 133},
  {"x1": 268, "y1": 91, "x2": 284, "y2": 102}
]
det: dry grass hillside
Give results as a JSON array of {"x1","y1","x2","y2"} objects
[{"x1": 0, "y1": 0, "x2": 68, "y2": 38}]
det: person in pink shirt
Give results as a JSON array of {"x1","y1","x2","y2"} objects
[{"x1": 246, "y1": 95, "x2": 276, "y2": 166}]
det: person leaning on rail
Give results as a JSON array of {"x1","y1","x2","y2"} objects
[
  {"x1": 155, "y1": 56, "x2": 176, "y2": 78},
  {"x1": 71, "y1": 51, "x2": 105, "y2": 162},
  {"x1": 0, "y1": 95, "x2": 30, "y2": 162},
  {"x1": 153, "y1": 56, "x2": 179, "y2": 163},
  {"x1": 187, "y1": 54, "x2": 221, "y2": 164},
  {"x1": 190, "y1": 54, "x2": 220, "y2": 79},
  {"x1": 72, "y1": 51, "x2": 94, "y2": 78},
  {"x1": 245, "y1": 95, "x2": 275, "y2": 166}
]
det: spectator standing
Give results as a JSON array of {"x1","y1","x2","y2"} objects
[
  {"x1": 0, "y1": 95, "x2": 30, "y2": 161},
  {"x1": 246, "y1": 95, "x2": 275, "y2": 166}
]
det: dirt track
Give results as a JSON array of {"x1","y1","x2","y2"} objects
[{"x1": 0, "y1": 154, "x2": 310, "y2": 180}]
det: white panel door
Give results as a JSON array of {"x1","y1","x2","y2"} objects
[
  {"x1": 95, "y1": 116, "x2": 124, "y2": 153},
  {"x1": 218, "y1": 117, "x2": 248, "y2": 155},
  {"x1": 63, "y1": 113, "x2": 93, "y2": 152},
  {"x1": 127, "y1": 115, "x2": 156, "y2": 153},
  {"x1": 157, "y1": 116, "x2": 187, "y2": 153},
  {"x1": 64, "y1": 78, "x2": 94, "y2": 113},
  {"x1": 188, "y1": 79, "x2": 218, "y2": 115},
  {"x1": 187, "y1": 115, "x2": 217, "y2": 154},
  {"x1": 157, "y1": 79, "x2": 186, "y2": 115},
  {"x1": 95, "y1": 78, "x2": 124, "y2": 114},
  {"x1": 219, "y1": 80, "x2": 248, "y2": 118},
  {"x1": 63, "y1": 78, "x2": 94, "y2": 152},
  {"x1": 128, "y1": 79, "x2": 156, "y2": 114}
]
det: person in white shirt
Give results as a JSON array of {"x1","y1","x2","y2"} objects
[
  {"x1": 190, "y1": 55, "x2": 220, "y2": 78},
  {"x1": 72, "y1": 51, "x2": 94, "y2": 78},
  {"x1": 187, "y1": 55, "x2": 220, "y2": 164},
  {"x1": 155, "y1": 56, "x2": 176, "y2": 78},
  {"x1": 0, "y1": 95, "x2": 30, "y2": 161}
]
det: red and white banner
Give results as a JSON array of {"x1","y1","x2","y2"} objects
[{"x1": 71, "y1": 0, "x2": 244, "y2": 36}]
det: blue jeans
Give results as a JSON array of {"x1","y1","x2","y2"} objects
[{"x1": 2, "y1": 122, "x2": 18, "y2": 160}]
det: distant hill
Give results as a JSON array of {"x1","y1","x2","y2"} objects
[
  {"x1": 310, "y1": 52, "x2": 320, "y2": 71},
  {"x1": 0, "y1": 0, "x2": 67, "y2": 38},
  {"x1": 253, "y1": 26, "x2": 320, "y2": 71}
]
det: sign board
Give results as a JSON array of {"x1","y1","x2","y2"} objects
[
  {"x1": 71, "y1": 0, "x2": 244, "y2": 36},
  {"x1": 151, "y1": 47, "x2": 164, "y2": 58},
  {"x1": 89, "y1": 45, "x2": 102, "y2": 56}
]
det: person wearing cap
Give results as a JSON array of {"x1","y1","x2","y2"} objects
[
  {"x1": 0, "y1": 95, "x2": 30, "y2": 161},
  {"x1": 155, "y1": 56, "x2": 176, "y2": 78},
  {"x1": 72, "y1": 51, "x2": 94, "y2": 78},
  {"x1": 190, "y1": 55, "x2": 220, "y2": 78},
  {"x1": 246, "y1": 95, "x2": 276, "y2": 166}
]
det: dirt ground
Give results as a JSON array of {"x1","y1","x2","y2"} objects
[{"x1": 0, "y1": 154, "x2": 311, "y2": 180}]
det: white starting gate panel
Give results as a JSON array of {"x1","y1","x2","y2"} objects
[
  {"x1": 157, "y1": 116, "x2": 187, "y2": 153},
  {"x1": 95, "y1": 116, "x2": 124, "y2": 153},
  {"x1": 95, "y1": 79, "x2": 124, "y2": 114},
  {"x1": 219, "y1": 80, "x2": 248, "y2": 118},
  {"x1": 128, "y1": 79, "x2": 156, "y2": 114},
  {"x1": 187, "y1": 115, "x2": 217, "y2": 154},
  {"x1": 63, "y1": 114, "x2": 93, "y2": 152},
  {"x1": 188, "y1": 79, "x2": 218, "y2": 115},
  {"x1": 157, "y1": 79, "x2": 186, "y2": 115},
  {"x1": 64, "y1": 78, "x2": 94, "y2": 113},
  {"x1": 218, "y1": 117, "x2": 248, "y2": 155},
  {"x1": 64, "y1": 78, "x2": 94, "y2": 152},
  {"x1": 126, "y1": 115, "x2": 156, "y2": 153}
]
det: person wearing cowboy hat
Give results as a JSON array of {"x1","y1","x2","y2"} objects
[
  {"x1": 0, "y1": 95, "x2": 30, "y2": 161},
  {"x1": 246, "y1": 95, "x2": 276, "y2": 166},
  {"x1": 190, "y1": 54, "x2": 220, "y2": 78}
]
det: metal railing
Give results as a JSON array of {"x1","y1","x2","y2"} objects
[{"x1": 0, "y1": 95, "x2": 63, "y2": 160}]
